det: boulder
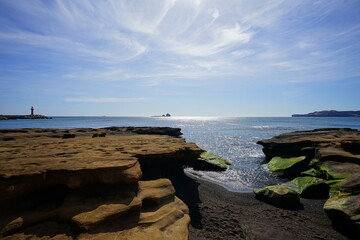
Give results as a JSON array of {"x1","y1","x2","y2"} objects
[
  {"x1": 288, "y1": 176, "x2": 329, "y2": 198},
  {"x1": 190, "y1": 152, "x2": 231, "y2": 171},
  {"x1": 267, "y1": 156, "x2": 308, "y2": 177},
  {"x1": 324, "y1": 194, "x2": 360, "y2": 235},
  {"x1": 254, "y1": 185, "x2": 301, "y2": 209}
]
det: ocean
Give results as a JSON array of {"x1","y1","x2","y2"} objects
[{"x1": 1, "y1": 116, "x2": 359, "y2": 192}]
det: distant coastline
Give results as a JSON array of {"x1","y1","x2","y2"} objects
[{"x1": 292, "y1": 110, "x2": 360, "y2": 117}]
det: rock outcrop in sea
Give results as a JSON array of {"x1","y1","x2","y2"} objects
[
  {"x1": 255, "y1": 128, "x2": 360, "y2": 237},
  {"x1": 0, "y1": 127, "x2": 227, "y2": 239},
  {"x1": 0, "y1": 115, "x2": 51, "y2": 120}
]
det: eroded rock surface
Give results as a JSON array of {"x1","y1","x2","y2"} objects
[
  {"x1": 257, "y1": 128, "x2": 360, "y2": 236},
  {"x1": 0, "y1": 127, "x2": 201, "y2": 239}
]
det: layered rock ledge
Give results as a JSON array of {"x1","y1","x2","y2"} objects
[
  {"x1": 256, "y1": 128, "x2": 360, "y2": 237},
  {"x1": 0, "y1": 127, "x2": 206, "y2": 239}
]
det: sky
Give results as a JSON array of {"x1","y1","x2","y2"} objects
[{"x1": 0, "y1": 0, "x2": 359, "y2": 117}]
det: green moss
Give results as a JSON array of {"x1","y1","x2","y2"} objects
[
  {"x1": 267, "y1": 156, "x2": 306, "y2": 175},
  {"x1": 289, "y1": 176, "x2": 326, "y2": 196},
  {"x1": 324, "y1": 195, "x2": 358, "y2": 214},
  {"x1": 325, "y1": 179, "x2": 351, "y2": 198},
  {"x1": 324, "y1": 195, "x2": 360, "y2": 234},
  {"x1": 309, "y1": 158, "x2": 320, "y2": 166},
  {"x1": 319, "y1": 165, "x2": 351, "y2": 180},
  {"x1": 197, "y1": 152, "x2": 231, "y2": 170},
  {"x1": 301, "y1": 168, "x2": 323, "y2": 177},
  {"x1": 254, "y1": 185, "x2": 301, "y2": 208}
]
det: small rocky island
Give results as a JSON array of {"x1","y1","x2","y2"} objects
[
  {"x1": 292, "y1": 110, "x2": 360, "y2": 117},
  {"x1": 256, "y1": 128, "x2": 360, "y2": 238}
]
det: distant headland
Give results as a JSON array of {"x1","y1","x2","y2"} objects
[
  {"x1": 292, "y1": 110, "x2": 360, "y2": 117},
  {"x1": 0, "y1": 106, "x2": 51, "y2": 120}
]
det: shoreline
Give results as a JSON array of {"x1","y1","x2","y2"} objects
[
  {"x1": 0, "y1": 127, "x2": 356, "y2": 239},
  {"x1": 185, "y1": 174, "x2": 349, "y2": 240},
  {"x1": 185, "y1": 168, "x2": 254, "y2": 193}
]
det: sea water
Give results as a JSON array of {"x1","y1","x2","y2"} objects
[{"x1": 1, "y1": 116, "x2": 359, "y2": 192}]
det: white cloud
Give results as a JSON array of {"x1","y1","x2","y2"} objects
[
  {"x1": 231, "y1": 50, "x2": 254, "y2": 58},
  {"x1": 0, "y1": 0, "x2": 359, "y2": 85},
  {"x1": 64, "y1": 97, "x2": 147, "y2": 103}
]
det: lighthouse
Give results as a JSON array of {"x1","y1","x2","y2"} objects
[{"x1": 31, "y1": 106, "x2": 34, "y2": 116}]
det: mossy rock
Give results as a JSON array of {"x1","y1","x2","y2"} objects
[
  {"x1": 267, "y1": 156, "x2": 308, "y2": 177},
  {"x1": 289, "y1": 176, "x2": 329, "y2": 198},
  {"x1": 254, "y1": 185, "x2": 301, "y2": 209},
  {"x1": 326, "y1": 179, "x2": 350, "y2": 198},
  {"x1": 324, "y1": 195, "x2": 360, "y2": 235},
  {"x1": 301, "y1": 168, "x2": 323, "y2": 178},
  {"x1": 192, "y1": 152, "x2": 231, "y2": 171},
  {"x1": 319, "y1": 161, "x2": 360, "y2": 180},
  {"x1": 326, "y1": 175, "x2": 360, "y2": 198}
]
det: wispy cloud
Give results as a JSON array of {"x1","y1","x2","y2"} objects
[
  {"x1": 0, "y1": 0, "x2": 359, "y2": 85},
  {"x1": 64, "y1": 97, "x2": 147, "y2": 103}
]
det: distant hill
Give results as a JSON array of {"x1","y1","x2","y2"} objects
[{"x1": 292, "y1": 110, "x2": 360, "y2": 117}]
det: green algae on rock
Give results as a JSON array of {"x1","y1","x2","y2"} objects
[
  {"x1": 319, "y1": 161, "x2": 360, "y2": 180},
  {"x1": 254, "y1": 185, "x2": 301, "y2": 209},
  {"x1": 258, "y1": 128, "x2": 360, "y2": 236},
  {"x1": 191, "y1": 152, "x2": 231, "y2": 171},
  {"x1": 288, "y1": 176, "x2": 329, "y2": 198},
  {"x1": 267, "y1": 156, "x2": 307, "y2": 177},
  {"x1": 301, "y1": 168, "x2": 323, "y2": 178}
]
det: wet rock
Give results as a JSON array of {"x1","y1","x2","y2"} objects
[{"x1": 191, "y1": 152, "x2": 231, "y2": 171}]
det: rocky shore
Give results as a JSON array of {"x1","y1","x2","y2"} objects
[
  {"x1": 1, "y1": 127, "x2": 358, "y2": 239},
  {"x1": 256, "y1": 128, "x2": 360, "y2": 238},
  {"x1": 0, "y1": 127, "x2": 228, "y2": 240}
]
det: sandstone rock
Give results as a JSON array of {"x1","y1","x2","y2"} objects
[
  {"x1": 257, "y1": 128, "x2": 360, "y2": 160},
  {"x1": 190, "y1": 151, "x2": 231, "y2": 171},
  {"x1": 0, "y1": 127, "x2": 197, "y2": 239},
  {"x1": 254, "y1": 185, "x2": 301, "y2": 209},
  {"x1": 138, "y1": 179, "x2": 176, "y2": 207}
]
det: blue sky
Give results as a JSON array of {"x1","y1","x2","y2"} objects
[{"x1": 0, "y1": 0, "x2": 359, "y2": 117}]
